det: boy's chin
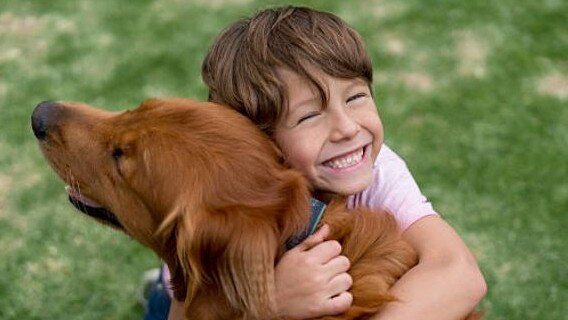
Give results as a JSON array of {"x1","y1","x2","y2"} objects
[
  {"x1": 314, "y1": 179, "x2": 372, "y2": 201},
  {"x1": 335, "y1": 184, "x2": 369, "y2": 196}
]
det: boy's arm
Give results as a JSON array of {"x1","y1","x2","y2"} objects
[
  {"x1": 167, "y1": 217, "x2": 484, "y2": 320},
  {"x1": 371, "y1": 215, "x2": 486, "y2": 320}
]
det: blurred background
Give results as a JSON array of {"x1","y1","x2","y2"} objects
[{"x1": 1, "y1": 0, "x2": 567, "y2": 319}]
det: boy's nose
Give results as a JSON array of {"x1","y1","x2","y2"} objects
[{"x1": 329, "y1": 109, "x2": 360, "y2": 141}]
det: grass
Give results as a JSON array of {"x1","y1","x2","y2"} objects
[{"x1": 1, "y1": 0, "x2": 567, "y2": 319}]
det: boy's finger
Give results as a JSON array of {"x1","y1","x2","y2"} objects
[
  {"x1": 324, "y1": 291, "x2": 353, "y2": 315},
  {"x1": 324, "y1": 255, "x2": 351, "y2": 275},
  {"x1": 307, "y1": 240, "x2": 342, "y2": 264},
  {"x1": 294, "y1": 224, "x2": 330, "y2": 251},
  {"x1": 327, "y1": 272, "x2": 353, "y2": 295}
]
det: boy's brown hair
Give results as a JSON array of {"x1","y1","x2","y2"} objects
[{"x1": 201, "y1": 6, "x2": 373, "y2": 135}]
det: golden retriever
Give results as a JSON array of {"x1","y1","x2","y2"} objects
[{"x1": 32, "y1": 98, "x2": 479, "y2": 319}]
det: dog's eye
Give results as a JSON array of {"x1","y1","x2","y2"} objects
[{"x1": 112, "y1": 148, "x2": 124, "y2": 160}]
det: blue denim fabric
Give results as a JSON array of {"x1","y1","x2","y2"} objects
[{"x1": 143, "y1": 268, "x2": 172, "y2": 320}]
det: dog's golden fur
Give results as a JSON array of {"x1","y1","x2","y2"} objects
[{"x1": 34, "y1": 98, "x2": 480, "y2": 319}]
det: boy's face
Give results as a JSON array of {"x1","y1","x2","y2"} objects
[{"x1": 274, "y1": 69, "x2": 383, "y2": 195}]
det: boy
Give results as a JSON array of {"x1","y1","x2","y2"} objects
[{"x1": 160, "y1": 6, "x2": 486, "y2": 320}]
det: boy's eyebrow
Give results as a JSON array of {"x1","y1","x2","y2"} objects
[
  {"x1": 289, "y1": 96, "x2": 320, "y2": 111},
  {"x1": 344, "y1": 78, "x2": 369, "y2": 92}
]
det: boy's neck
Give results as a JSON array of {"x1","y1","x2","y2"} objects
[{"x1": 313, "y1": 190, "x2": 337, "y2": 204}]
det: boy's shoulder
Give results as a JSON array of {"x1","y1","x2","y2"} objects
[
  {"x1": 349, "y1": 144, "x2": 437, "y2": 230},
  {"x1": 376, "y1": 144, "x2": 406, "y2": 167},
  {"x1": 350, "y1": 143, "x2": 408, "y2": 202},
  {"x1": 370, "y1": 144, "x2": 410, "y2": 190}
]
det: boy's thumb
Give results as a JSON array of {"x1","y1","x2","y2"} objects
[{"x1": 295, "y1": 224, "x2": 330, "y2": 252}]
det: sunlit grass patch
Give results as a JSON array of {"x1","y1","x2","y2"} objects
[
  {"x1": 1, "y1": 0, "x2": 567, "y2": 319},
  {"x1": 538, "y1": 72, "x2": 568, "y2": 100}
]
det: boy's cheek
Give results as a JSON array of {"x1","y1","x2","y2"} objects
[{"x1": 372, "y1": 143, "x2": 382, "y2": 163}]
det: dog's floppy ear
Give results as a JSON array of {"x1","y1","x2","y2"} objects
[
  {"x1": 162, "y1": 167, "x2": 309, "y2": 317},
  {"x1": 155, "y1": 207, "x2": 190, "y2": 303},
  {"x1": 175, "y1": 204, "x2": 280, "y2": 319}
]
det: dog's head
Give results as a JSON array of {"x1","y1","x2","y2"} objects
[{"x1": 32, "y1": 98, "x2": 309, "y2": 316}]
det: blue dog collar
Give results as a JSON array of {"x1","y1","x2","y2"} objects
[{"x1": 286, "y1": 198, "x2": 327, "y2": 250}]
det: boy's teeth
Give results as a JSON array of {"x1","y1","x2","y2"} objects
[{"x1": 325, "y1": 149, "x2": 364, "y2": 169}]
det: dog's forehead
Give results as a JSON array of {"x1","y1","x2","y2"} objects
[
  {"x1": 137, "y1": 98, "x2": 203, "y2": 113},
  {"x1": 113, "y1": 102, "x2": 179, "y2": 127},
  {"x1": 109, "y1": 104, "x2": 196, "y2": 144},
  {"x1": 119, "y1": 99, "x2": 200, "y2": 123},
  {"x1": 109, "y1": 98, "x2": 257, "y2": 150}
]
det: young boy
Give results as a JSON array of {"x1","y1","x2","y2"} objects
[{"x1": 156, "y1": 6, "x2": 486, "y2": 320}]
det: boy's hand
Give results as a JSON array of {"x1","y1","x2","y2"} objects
[{"x1": 275, "y1": 224, "x2": 353, "y2": 319}]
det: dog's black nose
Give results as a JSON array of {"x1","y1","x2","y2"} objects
[{"x1": 31, "y1": 101, "x2": 60, "y2": 140}]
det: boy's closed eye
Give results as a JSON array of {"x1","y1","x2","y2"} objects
[
  {"x1": 295, "y1": 92, "x2": 369, "y2": 125},
  {"x1": 297, "y1": 111, "x2": 321, "y2": 124},
  {"x1": 346, "y1": 92, "x2": 368, "y2": 104}
]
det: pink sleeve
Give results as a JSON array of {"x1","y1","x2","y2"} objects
[
  {"x1": 348, "y1": 144, "x2": 438, "y2": 231},
  {"x1": 162, "y1": 264, "x2": 175, "y2": 298}
]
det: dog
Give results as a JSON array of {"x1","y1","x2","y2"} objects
[{"x1": 32, "y1": 98, "x2": 479, "y2": 319}]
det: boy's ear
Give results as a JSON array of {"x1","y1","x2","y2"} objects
[{"x1": 175, "y1": 205, "x2": 280, "y2": 319}]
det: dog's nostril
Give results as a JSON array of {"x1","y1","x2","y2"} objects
[{"x1": 31, "y1": 100, "x2": 59, "y2": 140}]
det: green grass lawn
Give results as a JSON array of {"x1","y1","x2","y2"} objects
[{"x1": 1, "y1": 0, "x2": 567, "y2": 319}]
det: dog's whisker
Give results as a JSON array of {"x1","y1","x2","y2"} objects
[
  {"x1": 68, "y1": 173, "x2": 87, "y2": 212},
  {"x1": 75, "y1": 182, "x2": 89, "y2": 212}
]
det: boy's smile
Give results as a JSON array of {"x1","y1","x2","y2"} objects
[
  {"x1": 322, "y1": 145, "x2": 365, "y2": 169},
  {"x1": 274, "y1": 69, "x2": 383, "y2": 195}
]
